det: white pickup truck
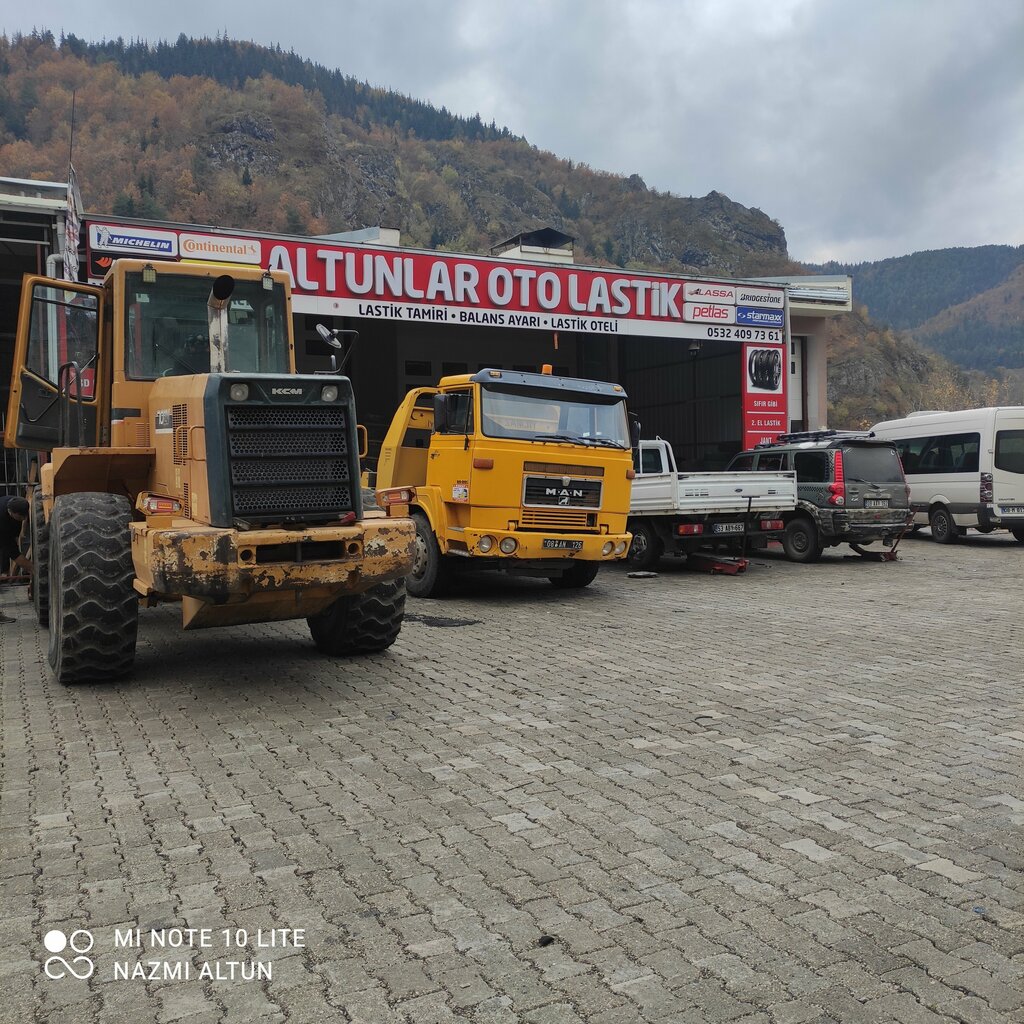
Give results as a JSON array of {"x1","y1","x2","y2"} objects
[{"x1": 628, "y1": 438, "x2": 799, "y2": 568}]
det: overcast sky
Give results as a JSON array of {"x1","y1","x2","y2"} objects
[{"x1": 5, "y1": 0, "x2": 1024, "y2": 263}]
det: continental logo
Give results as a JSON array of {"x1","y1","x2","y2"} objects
[{"x1": 179, "y1": 233, "x2": 261, "y2": 263}]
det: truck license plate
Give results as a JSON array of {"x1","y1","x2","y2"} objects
[
  {"x1": 1001, "y1": 505, "x2": 1024, "y2": 515},
  {"x1": 543, "y1": 539, "x2": 583, "y2": 550},
  {"x1": 865, "y1": 499, "x2": 889, "y2": 509},
  {"x1": 712, "y1": 522, "x2": 745, "y2": 534}
]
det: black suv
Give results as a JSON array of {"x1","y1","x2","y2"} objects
[{"x1": 726, "y1": 431, "x2": 913, "y2": 562}]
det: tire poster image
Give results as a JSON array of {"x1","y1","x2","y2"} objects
[{"x1": 741, "y1": 342, "x2": 788, "y2": 448}]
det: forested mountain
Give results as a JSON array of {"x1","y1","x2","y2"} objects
[
  {"x1": 908, "y1": 263, "x2": 1024, "y2": 371},
  {"x1": 0, "y1": 32, "x2": 789, "y2": 277},
  {"x1": 808, "y1": 246, "x2": 1024, "y2": 376},
  {"x1": 0, "y1": 30, "x2": 1016, "y2": 424}
]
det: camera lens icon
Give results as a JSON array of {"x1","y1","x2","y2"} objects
[{"x1": 43, "y1": 929, "x2": 94, "y2": 979}]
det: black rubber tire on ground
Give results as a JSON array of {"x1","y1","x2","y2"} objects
[
  {"x1": 929, "y1": 505, "x2": 959, "y2": 544},
  {"x1": 626, "y1": 521, "x2": 663, "y2": 571},
  {"x1": 406, "y1": 512, "x2": 451, "y2": 598},
  {"x1": 782, "y1": 517, "x2": 823, "y2": 563},
  {"x1": 30, "y1": 489, "x2": 50, "y2": 627},
  {"x1": 308, "y1": 579, "x2": 407, "y2": 654},
  {"x1": 47, "y1": 493, "x2": 138, "y2": 684},
  {"x1": 549, "y1": 560, "x2": 601, "y2": 589},
  {"x1": 1011, "y1": 527, "x2": 1024, "y2": 544}
]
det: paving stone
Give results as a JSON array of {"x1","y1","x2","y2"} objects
[{"x1": 3, "y1": 538, "x2": 1023, "y2": 1021}]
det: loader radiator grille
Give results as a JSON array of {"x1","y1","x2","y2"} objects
[{"x1": 225, "y1": 404, "x2": 353, "y2": 521}]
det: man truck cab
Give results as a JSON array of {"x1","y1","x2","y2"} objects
[{"x1": 375, "y1": 367, "x2": 635, "y2": 596}]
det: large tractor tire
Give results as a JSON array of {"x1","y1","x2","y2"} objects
[
  {"x1": 406, "y1": 513, "x2": 452, "y2": 598},
  {"x1": 549, "y1": 560, "x2": 601, "y2": 590},
  {"x1": 30, "y1": 489, "x2": 50, "y2": 627},
  {"x1": 48, "y1": 493, "x2": 138, "y2": 684},
  {"x1": 308, "y1": 579, "x2": 407, "y2": 655}
]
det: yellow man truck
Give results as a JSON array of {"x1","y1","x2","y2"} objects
[
  {"x1": 374, "y1": 366, "x2": 635, "y2": 596},
  {"x1": 4, "y1": 259, "x2": 415, "y2": 683}
]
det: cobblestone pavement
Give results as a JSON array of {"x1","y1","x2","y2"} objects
[{"x1": 2, "y1": 533, "x2": 1023, "y2": 1024}]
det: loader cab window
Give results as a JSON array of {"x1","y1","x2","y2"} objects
[
  {"x1": 25, "y1": 284, "x2": 99, "y2": 398},
  {"x1": 125, "y1": 272, "x2": 289, "y2": 378}
]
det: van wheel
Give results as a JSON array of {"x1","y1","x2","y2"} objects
[
  {"x1": 407, "y1": 513, "x2": 451, "y2": 598},
  {"x1": 30, "y1": 489, "x2": 50, "y2": 627},
  {"x1": 48, "y1": 493, "x2": 138, "y2": 684},
  {"x1": 782, "y1": 517, "x2": 822, "y2": 563},
  {"x1": 1011, "y1": 527, "x2": 1024, "y2": 544},
  {"x1": 929, "y1": 506, "x2": 960, "y2": 544},
  {"x1": 549, "y1": 561, "x2": 601, "y2": 589},
  {"x1": 627, "y1": 522, "x2": 662, "y2": 570},
  {"x1": 308, "y1": 580, "x2": 406, "y2": 654}
]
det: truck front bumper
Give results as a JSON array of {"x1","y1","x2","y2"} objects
[
  {"x1": 131, "y1": 513, "x2": 416, "y2": 602},
  {"x1": 456, "y1": 528, "x2": 631, "y2": 561}
]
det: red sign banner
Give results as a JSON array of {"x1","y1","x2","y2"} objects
[{"x1": 741, "y1": 342, "x2": 788, "y2": 448}]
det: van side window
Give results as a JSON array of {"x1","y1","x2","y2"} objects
[
  {"x1": 894, "y1": 438, "x2": 928, "y2": 475},
  {"x1": 757, "y1": 452, "x2": 785, "y2": 471},
  {"x1": 918, "y1": 432, "x2": 980, "y2": 474},
  {"x1": 794, "y1": 451, "x2": 829, "y2": 483},
  {"x1": 995, "y1": 430, "x2": 1024, "y2": 475}
]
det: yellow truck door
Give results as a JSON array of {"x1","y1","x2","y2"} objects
[{"x1": 426, "y1": 387, "x2": 475, "y2": 535}]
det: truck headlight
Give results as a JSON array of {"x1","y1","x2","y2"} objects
[
  {"x1": 229, "y1": 383, "x2": 249, "y2": 402},
  {"x1": 614, "y1": 541, "x2": 627, "y2": 555},
  {"x1": 602, "y1": 541, "x2": 614, "y2": 555},
  {"x1": 321, "y1": 384, "x2": 339, "y2": 402},
  {"x1": 499, "y1": 537, "x2": 517, "y2": 554},
  {"x1": 478, "y1": 535, "x2": 495, "y2": 553}
]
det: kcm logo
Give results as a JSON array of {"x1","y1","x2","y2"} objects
[{"x1": 43, "y1": 929, "x2": 94, "y2": 979}]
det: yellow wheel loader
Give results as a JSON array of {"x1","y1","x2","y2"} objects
[{"x1": 4, "y1": 259, "x2": 415, "y2": 683}]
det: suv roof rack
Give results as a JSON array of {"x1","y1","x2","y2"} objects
[{"x1": 756, "y1": 428, "x2": 877, "y2": 447}]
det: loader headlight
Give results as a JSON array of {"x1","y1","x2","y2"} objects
[
  {"x1": 320, "y1": 384, "x2": 339, "y2": 402},
  {"x1": 229, "y1": 383, "x2": 250, "y2": 402}
]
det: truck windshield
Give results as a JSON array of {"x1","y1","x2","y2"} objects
[
  {"x1": 125, "y1": 272, "x2": 289, "y2": 378},
  {"x1": 480, "y1": 384, "x2": 630, "y2": 448}
]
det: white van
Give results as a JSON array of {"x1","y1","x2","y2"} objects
[{"x1": 870, "y1": 407, "x2": 1024, "y2": 543}]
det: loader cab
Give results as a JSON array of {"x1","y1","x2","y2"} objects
[{"x1": 3, "y1": 259, "x2": 294, "y2": 453}]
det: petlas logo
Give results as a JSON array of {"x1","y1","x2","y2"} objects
[{"x1": 736, "y1": 306, "x2": 784, "y2": 328}]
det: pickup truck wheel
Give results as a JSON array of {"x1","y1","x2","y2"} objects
[
  {"x1": 627, "y1": 521, "x2": 663, "y2": 570},
  {"x1": 308, "y1": 579, "x2": 406, "y2": 654},
  {"x1": 31, "y1": 489, "x2": 50, "y2": 627},
  {"x1": 407, "y1": 513, "x2": 451, "y2": 598},
  {"x1": 782, "y1": 517, "x2": 822, "y2": 563},
  {"x1": 47, "y1": 493, "x2": 138, "y2": 684},
  {"x1": 549, "y1": 561, "x2": 601, "y2": 589},
  {"x1": 1011, "y1": 527, "x2": 1024, "y2": 543},
  {"x1": 929, "y1": 505, "x2": 960, "y2": 544}
]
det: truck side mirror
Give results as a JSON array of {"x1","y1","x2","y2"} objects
[
  {"x1": 432, "y1": 393, "x2": 448, "y2": 434},
  {"x1": 628, "y1": 413, "x2": 641, "y2": 449}
]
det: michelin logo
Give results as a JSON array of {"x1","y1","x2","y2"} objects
[
  {"x1": 736, "y1": 306, "x2": 784, "y2": 328},
  {"x1": 90, "y1": 225, "x2": 178, "y2": 257}
]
